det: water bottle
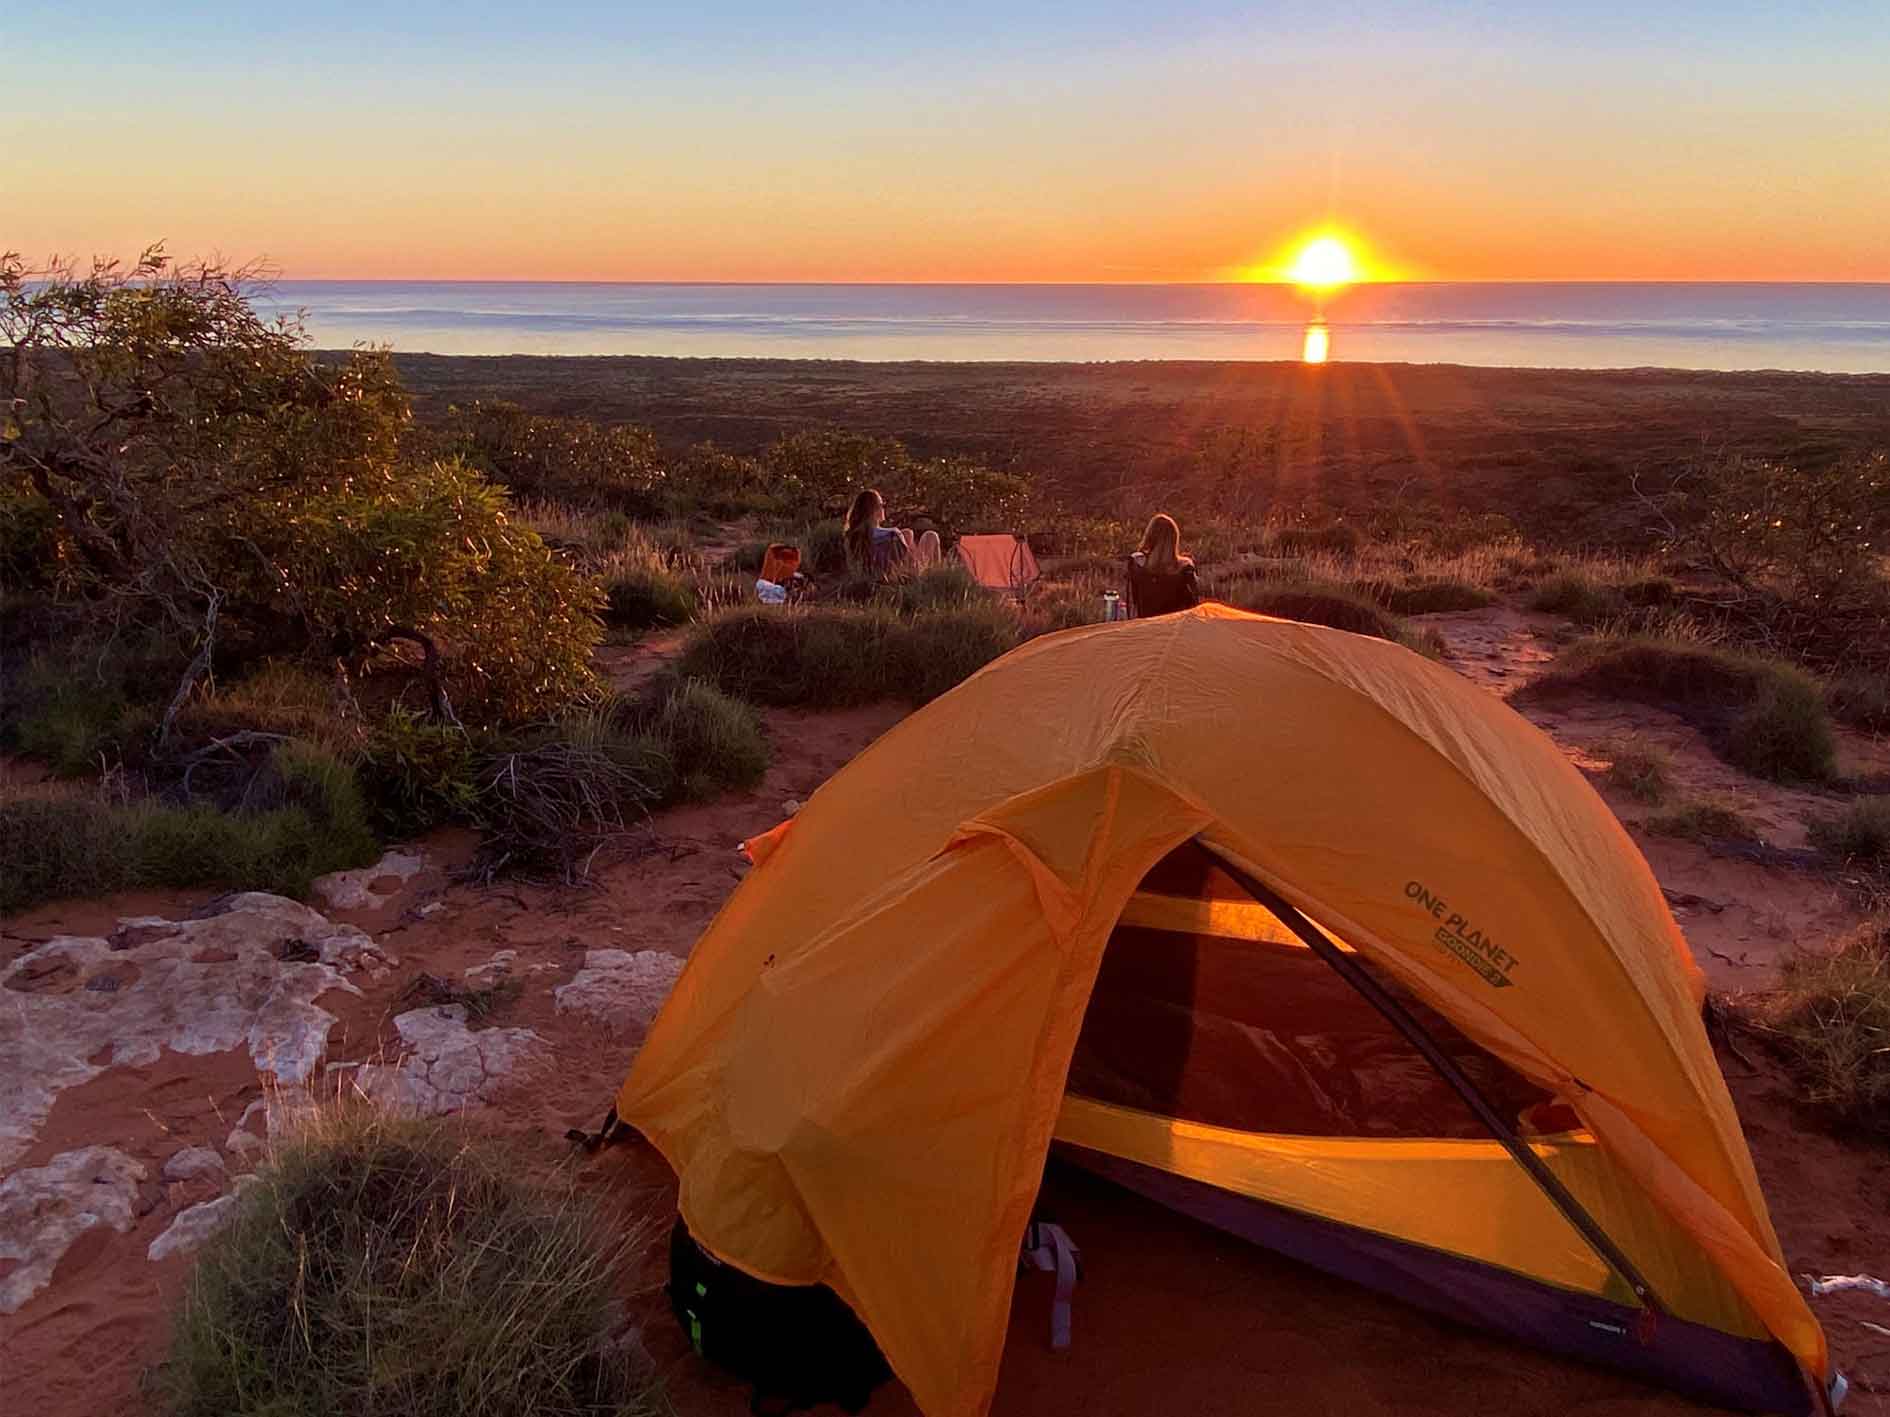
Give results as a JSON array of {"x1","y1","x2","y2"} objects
[{"x1": 1102, "y1": 591, "x2": 1120, "y2": 622}]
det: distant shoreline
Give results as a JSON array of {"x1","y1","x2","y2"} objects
[{"x1": 271, "y1": 281, "x2": 1890, "y2": 372}]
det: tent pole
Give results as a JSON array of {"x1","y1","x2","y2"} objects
[{"x1": 1205, "y1": 851, "x2": 1668, "y2": 1321}]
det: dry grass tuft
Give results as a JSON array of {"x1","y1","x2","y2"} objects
[
  {"x1": 156, "y1": 1103, "x2": 661, "y2": 1417},
  {"x1": 1809, "y1": 797, "x2": 1890, "y2": 869},
  {"x1": 1520, "y1": 636, "x2": 1838, "y2": 785},
  {"x1": 1645, "y1": 796, "x2": 1762, "y2": 844},
  {"x1": 1763, "y1": 920, "x2": 1890, "y2": 1137},
  {"x1": 1601, "y1": 736, "x2": 1673, "y2": 805}
]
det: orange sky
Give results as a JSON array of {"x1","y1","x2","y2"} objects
[{"x1": 11, "y1": 3, "x2": 1890, "y2": 282}]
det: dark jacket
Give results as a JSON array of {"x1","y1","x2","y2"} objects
[{"x1": 1126, "y1": 554, "x2": 1200, "y2": 617}]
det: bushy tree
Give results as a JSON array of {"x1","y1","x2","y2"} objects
[
  {"x1": 2, "y1": 247, "x2": 405, "y2": 618},
  {"x1": 758, "y1": 428, "x2": 1029, "y2": 536},
  {"x1": 1, "y1": 247, "x2": 601, "y2": 728},
  {"x1": 1684, "y1": 451, "x2": 1890, "y2": 608},
  {"x1": 284, "y1": 461, "x2": 603, "y2": 723},
  {"x1": 443, "y1": 400, "x2": 667, "y2": 514}
]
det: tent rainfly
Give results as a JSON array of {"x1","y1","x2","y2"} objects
[{"x1": 616, "y1": 604, "x2": 1832, "y2": 1417}]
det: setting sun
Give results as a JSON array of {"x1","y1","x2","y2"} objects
[{"x1": 1288, "y1": 236, "x2": 1359, "y2": 290}]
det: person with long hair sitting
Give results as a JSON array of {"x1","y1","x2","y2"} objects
[
  {"x1": 1125, "y1": 512, "x2": 1200, "y2": 616},
  {"x1": 844, "y1": 488, "x2": 940, "y2": 577}
]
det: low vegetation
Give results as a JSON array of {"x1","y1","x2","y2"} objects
[
  {"x1": 0, "y1": 742, "x2": 377, "y2": 915},
  {"x1": 1601, "y1": 737, "x2": 1673, "y2": 805},
  {"x1": 1809, "y1": 798, "x2": 1890, "y2": 869},
  {"x1": 677, "y1": 602, "x2": 1020, "y2": 709},
  {"x1": 1519, "y1": 637, "x2": 1838, "y2": 785},
  {"x1": 1644, "y1": 797, "x2": 1762, "y2": 844},
  {"x1": 1764, "y1": 921, "x2": 1890, "y2": 1137},
  {"x1": 157, "y1": 1105, "x2": 657, "y2": 1417},
  {"x1": 1525, "y1": 565, "x2": 1678, "y2": 628}
]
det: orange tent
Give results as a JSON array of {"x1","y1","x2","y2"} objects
[{"x1": 617, "y1": 605, "x2": 1828, "y2": 1416}]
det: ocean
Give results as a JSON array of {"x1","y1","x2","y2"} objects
[{"x1": 258, "y1": 282, "x2": 1890, "y2": 373}]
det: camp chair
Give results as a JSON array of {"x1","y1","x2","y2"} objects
[{"x1": 953, "y1": 533, "x2": 1041, "y2": 601}]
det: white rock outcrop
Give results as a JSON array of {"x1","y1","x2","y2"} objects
[
  {"x1": 161, "y1": 1146, "x2": 226, "y2": 1185},
  {"x1": 0, "y1": 1147, "x2": 146, "y2": 1313},
  {"x1": 349, "y1": 1006, "x2": 544, "y2": 1116},
  {"x1": 553, "y1": 949, "x2": 685, "y2": 1031},
  {"x1": 146, "y1": 1173, "x2": 265, "y2": 1262},
  {"x1": 147, "y1": 1194, "x2": 242, "y2": 1262},
  {"x1": 312, "y1": 848, "x2": 428, "y2": 913},
  {"x1": 0, "y1": 894, "x2": 389, "y2": 1171}
]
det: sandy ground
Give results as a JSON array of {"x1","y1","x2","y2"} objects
[{"x1": 3, "y1": 620, "x2": 1887, "y2": 1417}]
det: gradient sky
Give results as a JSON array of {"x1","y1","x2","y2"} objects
[{"x1": 10, "y1": 1, "x2": 1889, "y2": 281}]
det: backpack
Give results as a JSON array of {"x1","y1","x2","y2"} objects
[
  {"x1": 667, "y1": 1212, "x2": 1084, "y2": 1414},
  {"x1": 666, "y1": 1217, "x2": 892, "y2": 1414}
]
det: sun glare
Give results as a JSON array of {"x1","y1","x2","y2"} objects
[
  {"x1": 1287, "y1": 236, "x2": 1359, "y2": 290},
  {"x1": 1301, "y1": 322, "x2": 1330, "y2": 364}
]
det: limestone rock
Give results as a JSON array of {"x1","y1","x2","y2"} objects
[
  {"x1": 147, "y1": 1192, "x2": 243, "y2": 1262},
  {"x1": 312, "y1": 848, "x2": 427, "y2": 913},
  {"x1": 0, "y1": 1147, "x2": 145, "y2": 1313},
  {"x1": 161, "y1": 1145, "x2": 226, "y2": 1184},
  {"x1": 554, "y1": 949, "x2": 685, "y2": 1032},
  {"x1": 350, "y1": 1006, "x2": 544, "y2": 1116},
  {"x1": 0, "y1": 894, "x2": 368, "y2": 1170}
]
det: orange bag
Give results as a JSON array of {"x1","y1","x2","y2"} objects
[{"x1": 759, "y1": 544, "x2": 802, "y2": 584}]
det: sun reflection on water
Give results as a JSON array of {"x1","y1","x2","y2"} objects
[{"x1": 1302, "y1": 322, "x2": 1331, "y2": 364}]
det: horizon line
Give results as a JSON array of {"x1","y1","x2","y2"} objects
[{"x1": 258, "y1": 277, "x2": 1890, "y2": 288}]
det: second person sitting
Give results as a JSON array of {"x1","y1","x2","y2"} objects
[
  {"x1": 1125, "y1": 512, "x2": 1201, "y2": 617},
  {"x1": 844, "y1": 487, "x2": 941, "y2": 578}
]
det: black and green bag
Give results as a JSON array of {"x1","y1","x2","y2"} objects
[{"x1": 667, "y1": 1217, "x2": 892, "y2": 1415}]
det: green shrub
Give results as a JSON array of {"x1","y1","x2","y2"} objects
[
  {"x1": 1602, "y1": 737, "x2": 1672, "y2": 805},
  {"x1": 0, "y1": 488, "x2": 65, "y2": 594},
  {"x1": 287, "y1": 461, "x2": 605, "y2": 726},
  {"x1": 1023, "y1": 587, "x2": 1107, "y2": 635},
  {"x1": 0, "y1": 743, "x2": 379, "y2": 914},
  {"x1": 157, "y1": 1105, "x2": 656, "y2": 1417},
  {"x1": 896, "y1": 602, "x2": 1022, "y2": 703},
  {"x1": 887, "y1": 563, "x2": 979, "y2": 615},
  {"x1": 1769, "y1": 920, "x2": 1890, "y2": 1136},
  {"x1": 756, "y1": 431, "x2": 1026, "y2": 535},
  {"x1": 12, "y1": 673, "x2": 137, "y2": 776},
  {"x1": 445, "y1": 399, "x2": 668, "y2": 515},
  {"x1": 1520, "y1": 637, "x2": 1838, "y2": 784},
  {"x1": 268, "y1": 741, "x2": 379, "y2": 862},
  {"x1": 677, "y1": 603, "x2": 1019, "y2": 709},
  {"x1": 667, "y1": 442, "x2": 772, "y2": 519},
  {"x1": 1375, "y1": 581, "x2": 1497, "y2": 615},
  {"x1": 615, "y1": 678, "x2": 770, "y2": 800},
  {"x1": 799, "y1": 521, "x2": 848, "y2": 575},
  {"x1": 361, "y1": 708, "x2": 483, "y2": 837},
  {"x1": 1727, "y1": 674, "x2": 1840, "y2": 784},
  {"x1": 1224, "y1": 581, "x2": 1402, "y2": 640},
  {"x1": 1269, "y1": 523, "x2": 1360, "y2": 557},
  {"x1": 599, "y1": 554, "x2": 698, "y2": 630},
  {"x1": 0, "y1": 797, "x2": 127, "y2": 912},
  {"x1": 1527, "y1": 570, "x2": 1625, "y2": 624},
  {"x1": 1809, "y1": 798, "x2": 1890, "y2": 867},
  {"x1": 4, "y1": 636, "x2": 179, "y2": 774},
  {"x1": 1645, "y1": 798, "x2": 1760, "y2": 843},
  {"x1": 1829, "y1": 673, "x2": 1890, "y2": 732},
  {"x1": 171, "y1": 662, "x2": 355, "y2": 756}
]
